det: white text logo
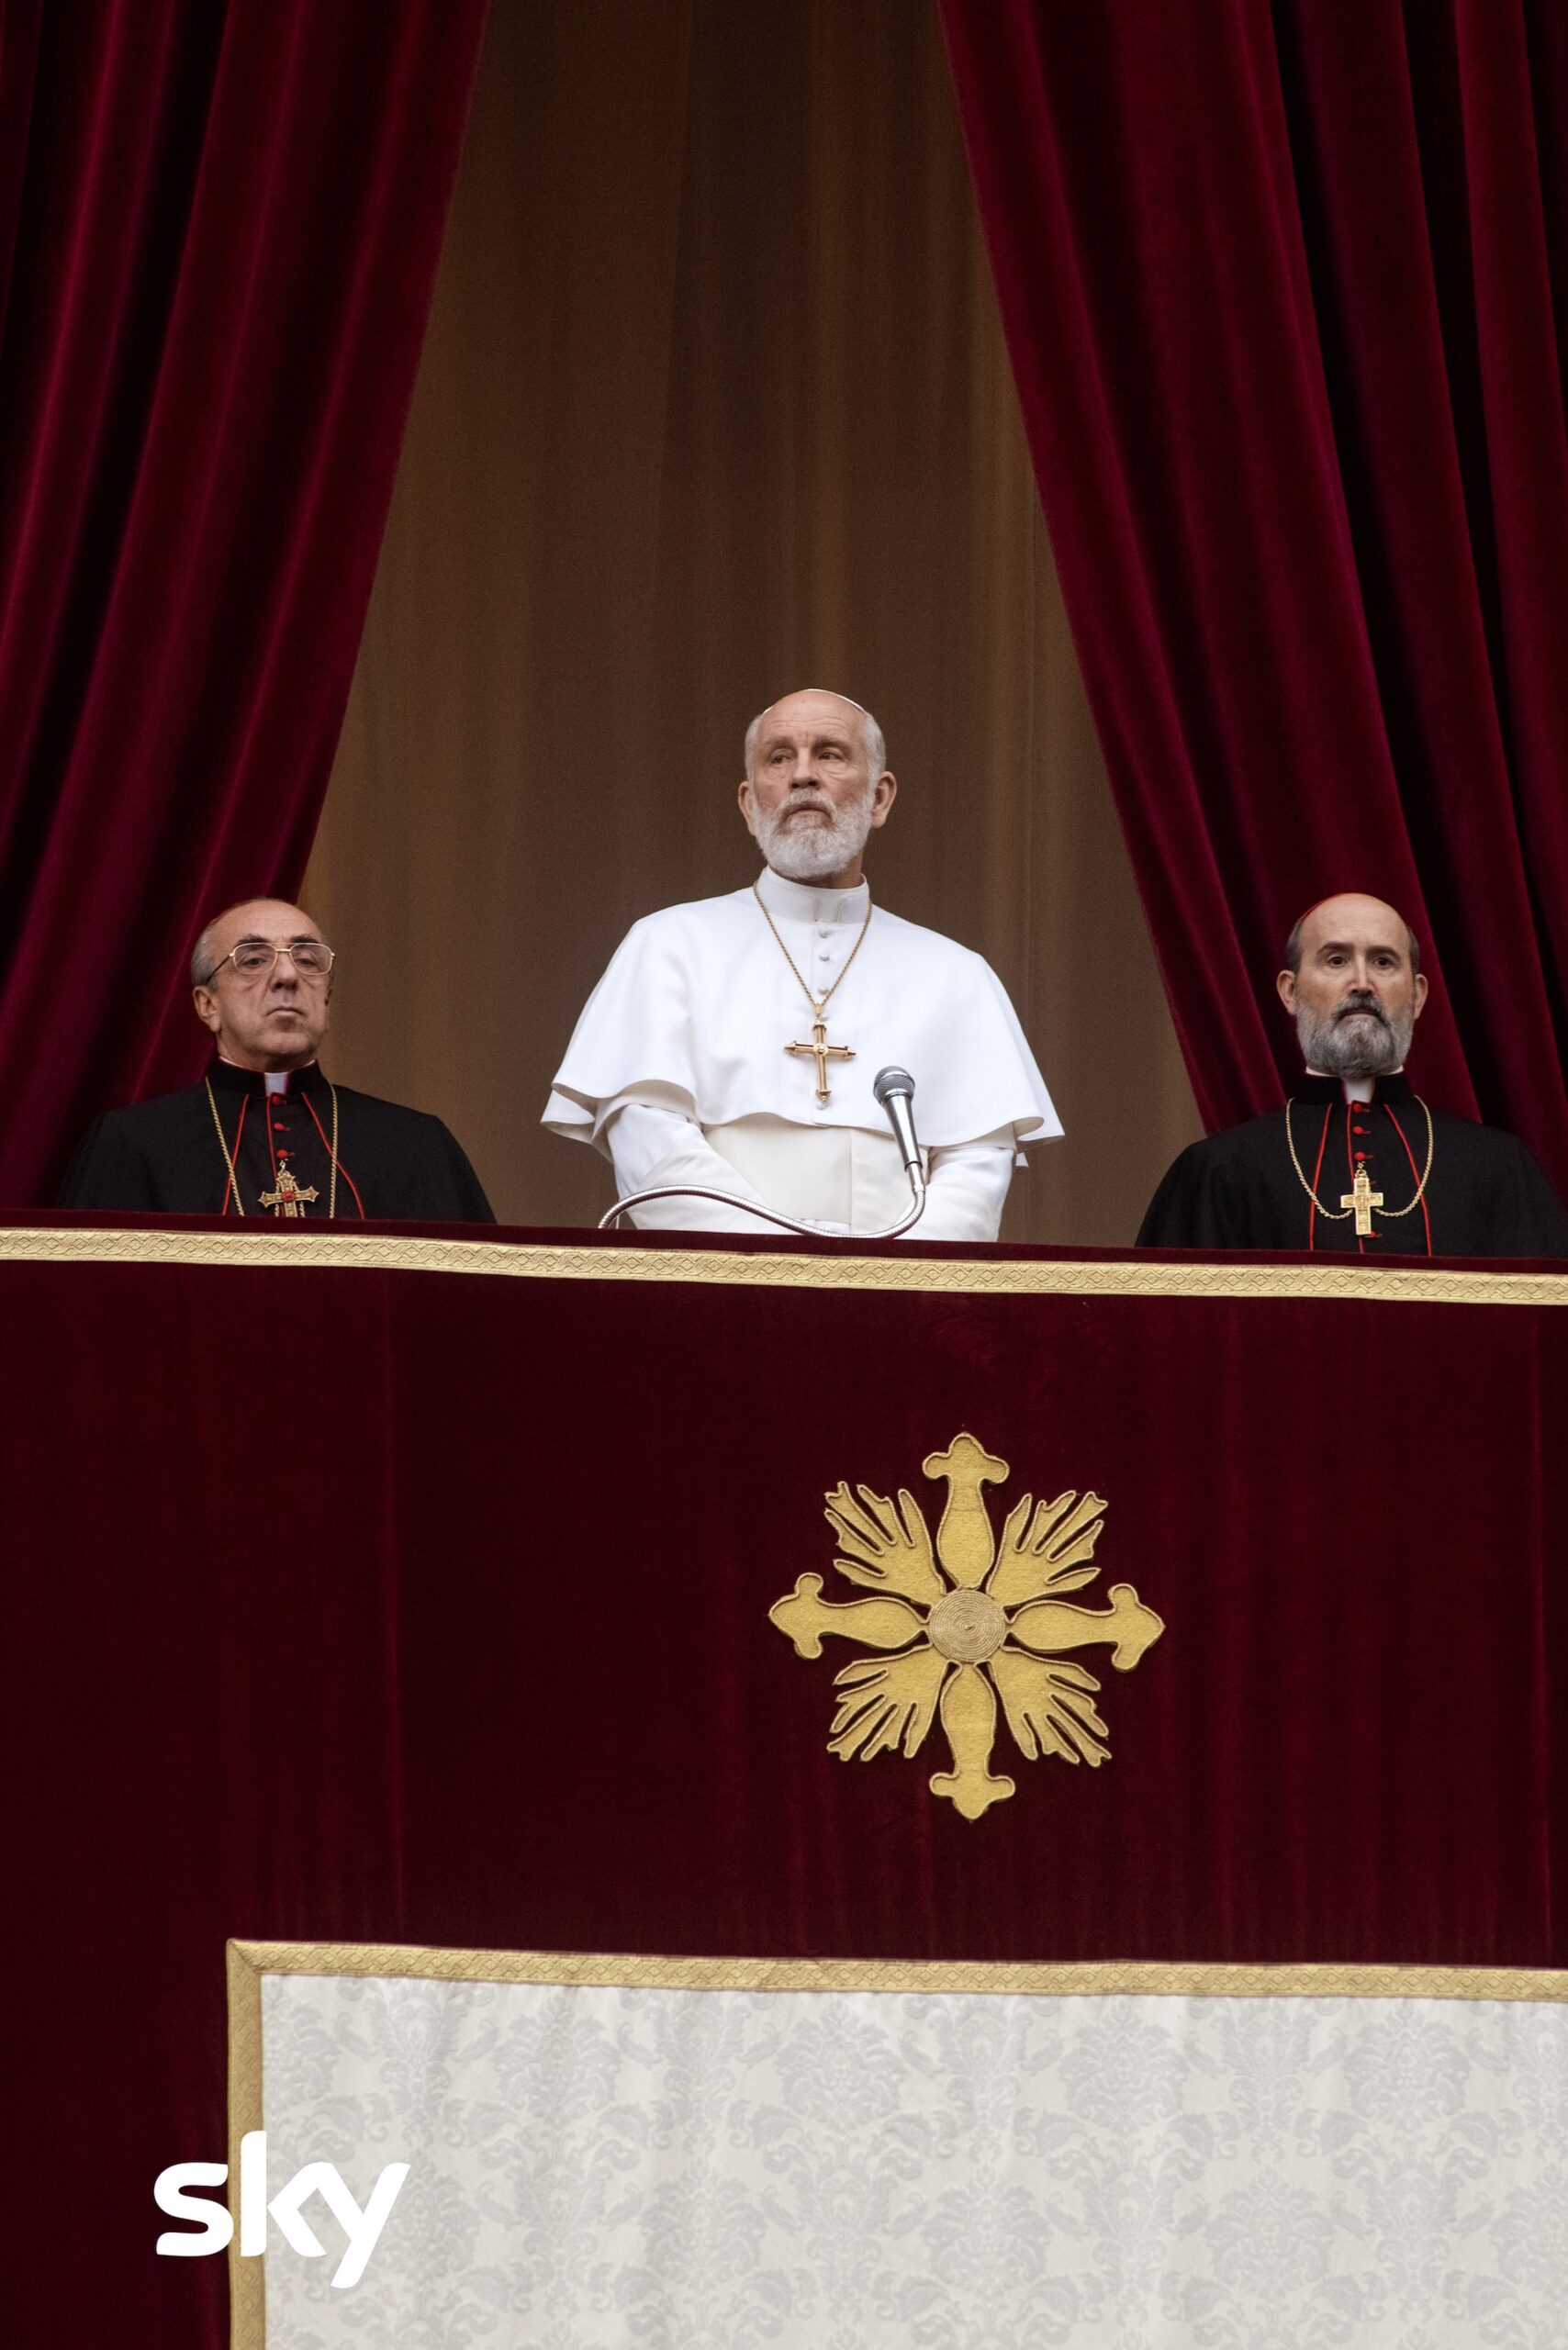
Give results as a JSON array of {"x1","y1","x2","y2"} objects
[{"x1": 154, "y1": 2130, "x2": 409, "y2": 2288}]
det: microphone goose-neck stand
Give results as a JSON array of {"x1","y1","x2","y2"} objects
[{"x1": 599, "y1": 1068, "x2": 928, "y2": 1240}]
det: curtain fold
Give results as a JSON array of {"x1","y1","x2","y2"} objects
[
  {"x1": 0, "y1": 0, "x2": 489, "y2": 1207},
  {"x1": 940, "y1": 0, "x2": 1568, "y2": 1192}
]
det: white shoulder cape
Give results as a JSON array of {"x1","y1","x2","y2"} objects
[{"x1": 544, "y1": 885, "x2": 1061, "y2": 1152}]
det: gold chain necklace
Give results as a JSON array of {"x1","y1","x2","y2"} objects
[
  {"x1": 753, "y1": 878, "x2": 873, "y2": 1013},
  {"x1": 753, "y1": 878, "x2": 874, "y2": 1105},
  {"x1": 1284, "y1": 1094, "x2": 1434, "y2": 1219},
  {"x1": 205, "y1": 1075, "x2": 341, "y2": 1218}
]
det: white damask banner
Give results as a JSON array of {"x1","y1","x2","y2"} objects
[{"x1": 244, "y1": 1954, "x2": 1568, "y2": 2350}]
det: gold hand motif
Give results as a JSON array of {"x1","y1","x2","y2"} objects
[
  {"x1": 823, "y1": 1482, "x2": 945, "y2": 1606},
  {"x1": 829, "y1": 1649, "x2": 949, "y2": 1761},
  {"x1": 989, "y1": 1650, "x2": 1110, "y2": 1766},
  {"x1": 988, "y1": 1488, "x2": 1106, "y2": 1608}
]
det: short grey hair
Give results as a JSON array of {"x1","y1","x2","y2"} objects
[
  {"x1": 744, "y1": 693, "x2": 887, "y2": 781},
  {"x1": 190, "y1": 921, "x2": 224, "y2": 987},
  {"x1": 1284, "y1": 908, "x2": 1420, "y2": 978}
]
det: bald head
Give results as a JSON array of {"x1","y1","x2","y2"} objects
[
  {"x1": 190, "y1": 898, "x2": 321, "y2": 987},
  {"x1": 190, "y1": 898, "x2": 334, "y2": 1071},
  {"x1": 1277, "y1": 894, "x2": 1427, "y2": 1077},
  {"x1": 1283, "y1": 894, "x2": 1419, "y2": 980},
  {"x1": 743, "y1": 688, "x2": 886, "y2": 782}
]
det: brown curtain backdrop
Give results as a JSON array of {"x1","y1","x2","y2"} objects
[{"x1": 305, "y1": 0, "x2": 1199, "y2": 1243}]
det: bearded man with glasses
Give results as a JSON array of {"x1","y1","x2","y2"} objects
[{"x1": 60, "y1": 899, "x2": 494, "y2": 1223}]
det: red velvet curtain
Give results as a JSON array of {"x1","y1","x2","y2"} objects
[
  {"x1": 0, "y1": 0, "x2": 488, "y2": 1207},
  {"x1": 940, "y1": 0, "x2": 1568, "y2": 1192}
]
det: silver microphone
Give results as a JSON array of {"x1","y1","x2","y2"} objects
[{"x1": 874, "y1": 1065, "x2": 921, "y2": 1173}]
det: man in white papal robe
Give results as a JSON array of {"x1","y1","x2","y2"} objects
[{"x1": 543, "y1": 688, "x2": 1060, "y2": 1239}]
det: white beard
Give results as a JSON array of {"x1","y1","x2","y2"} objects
[{"x1": 752, "y1": 789, "x2": 874, "y2": 882}]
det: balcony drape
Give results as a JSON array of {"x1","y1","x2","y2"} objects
[
  {"x1": 6, "y1": 1227, "x2": 1566, "y2": 2342},
  {"x1": 0, "y1": 0, "x2": 488, "y2": 1205},
  {"x1": 941, "y1": 0, "x2": 1568, "y2": 1192}
]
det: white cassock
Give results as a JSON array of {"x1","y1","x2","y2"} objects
[{"x1": 543, "y1": 867, "x2": 1061, "y2": 1240}]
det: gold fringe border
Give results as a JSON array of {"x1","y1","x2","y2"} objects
[
  {"x1": 12, "y1": 1223, "x2": 1568, "y2": 1304},
  {"x1": 227, "y1": 1938, "x2": 1568, "y2": 2350}
]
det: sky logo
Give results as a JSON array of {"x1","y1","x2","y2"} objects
[{"x1": 154, "y1": 2131, "x2": 409, "y2": 2288}]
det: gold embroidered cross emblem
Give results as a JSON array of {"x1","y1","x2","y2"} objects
[{"x1": 769, "y1": 1432, "x2": 1163, "y2": 1818}]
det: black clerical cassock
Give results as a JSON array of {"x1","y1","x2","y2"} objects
[
  {"x1": 1138, "y1": 1073, "x2": 1568, "y2": 1259},
  {"x1": 61, "y1": 1060, "x2": 494, "y2": 1223}
]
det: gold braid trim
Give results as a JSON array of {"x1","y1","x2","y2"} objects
[
  {"x1": 9, "y1": 1227, "x2": 1568, "y2": 1304},
  {"x1": 230, "y1": 1937, "x2": 1568, "y2": 2004}
]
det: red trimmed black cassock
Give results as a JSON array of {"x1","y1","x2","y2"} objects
[
  {"x1": 1137, "y1": 1072, "x2": 1568, "y2": 1258},
  {"x1": 60, "y1": 1059, "x2": 494, "y2": 1223}
]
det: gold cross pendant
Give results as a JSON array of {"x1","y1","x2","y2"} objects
[
  {"x1": 1340, "y1": 1164, "x2": 1383, "y2": 1237},
  {"x1": 786, "y1": 1014, "x2": 855, "y2": 1104},
  {"x1": 261, "y1": 1158, "x2": 320, "y2": 1218}
]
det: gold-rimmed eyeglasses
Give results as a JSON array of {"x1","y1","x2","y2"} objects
[{"x1": 200, "y1": 938, "x2": 335, "y2": 984}]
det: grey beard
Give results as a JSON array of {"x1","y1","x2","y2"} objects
[
  {"x1": 1297, "y1": 995, "x2": 1414, "y2": 1078},
  {"x1": 753, "y1": 790, "x2": 873, "y2": 882}
]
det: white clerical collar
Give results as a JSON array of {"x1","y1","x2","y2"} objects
[
  {"x1": 219, "y1": 1056, "x2": 316, "y2": 1095},
  {"x1": 1305, "y1": 1066, "x2": 1404, "y2": 1105},
  {"x1": 755, "y1": 865, "x2": 870, "y2": 927}
]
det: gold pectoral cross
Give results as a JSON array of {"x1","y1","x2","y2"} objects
[
  {"x1": 261, "y1": 1157, "x2": 319, "y2": 1218},
  {"x1": 786, "y1": 1014, "x2": 855, "y2": 1104},
  {"x1": 1340, "y1": 1164, "x2": 1383, "y2": 1237}
]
